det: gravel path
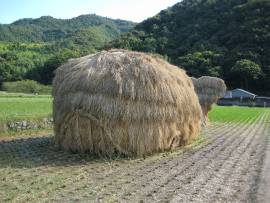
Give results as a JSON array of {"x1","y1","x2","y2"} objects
[{"x1": 0, "y1": 110, "x2": 269, "y2": 202}]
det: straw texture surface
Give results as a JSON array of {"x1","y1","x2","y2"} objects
[
  {"x1": 191, "y1": 76, "x2": 226, "y2": 126},
  {"x1": 52, "y1": 49, "x2": 202, "y2": 156}
]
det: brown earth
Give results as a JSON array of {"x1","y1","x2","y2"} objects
[{"x1": 0, "y1": 111, "x2": 269, "y2": 202}]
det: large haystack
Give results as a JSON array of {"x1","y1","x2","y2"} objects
[
  {"x1": 52, "y1": 49, "x2": 202, "y2": 156},
  {"x1": 191, "y1": 76, "x2": 226, "y2": 126}
]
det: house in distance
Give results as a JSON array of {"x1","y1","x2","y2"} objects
[
  {"x1": 218, "y1": 89, "x2": 269, "y2": 107},
  {"x1": 221, "y1": 88, "x2": 257, "y2": 99}
]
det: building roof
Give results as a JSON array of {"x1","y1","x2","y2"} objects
[{"x1": 233, "y1": 88, "x2": 257, "y2": 97}]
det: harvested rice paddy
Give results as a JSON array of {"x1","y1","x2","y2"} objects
[{"x1": 0, "y1": 106, "x2": 269, "y2": 202}]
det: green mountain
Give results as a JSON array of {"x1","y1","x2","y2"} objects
[
  {"x1": 52, "y1": 25, "x2": 127, "y2": 52},
  {"x1": 103, "y1": 0, "x2": 270, "y2": 95},
  {"x1": 0, "y1": 15, "x2": 136, "y2": 43},
  {"x1": 0, "y1": 15, "x2": 136, "y2": 87}
]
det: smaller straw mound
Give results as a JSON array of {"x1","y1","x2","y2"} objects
[{"x1": 191, "y1": 76, "x2": 226, "y2": 126}]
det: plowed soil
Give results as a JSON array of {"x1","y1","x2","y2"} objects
[{"x1": 0, "y1": 109, "x2": 269, "y2": 202}]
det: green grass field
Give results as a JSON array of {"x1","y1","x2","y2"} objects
[
  {"x1": 0, "y1": 93, "x2": 53, "y2": 136},
  {"x1": 0, "y1": 97, "x2": 53, "y2": 121},
  {"x1": 0, "y1": 92, "x2": 269, "y2": 137},
  {"x1": 208, "y1": 106, "x2": 267, "y2": 124}
]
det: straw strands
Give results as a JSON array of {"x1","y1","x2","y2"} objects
[
  {"x1": 52, "y1": 49, "x2": 202, "y2": 156},
  {"x1": 191, "y1": 76, "x2": 226, "y2": 126}
]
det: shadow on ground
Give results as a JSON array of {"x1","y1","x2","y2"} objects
[{"x1": 0, "y1": 136, "x2": 121, "y2": 169}]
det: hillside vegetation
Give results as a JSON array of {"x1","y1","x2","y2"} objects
[
  {"x1": 104, "y1": 0, "x2": 270, "y2": 95},
  {"x1": 0, "y1": 15, "x2": 135, "y2": 43},
  {"x1": 2, "y1": 80, "x2": 51, "y2": 94},
  {"x1": 1, "y1": 1, "x2": 269, "y2": 95},
  {"x1": 0, "y1": 15, "x2": 136, "y2": 86}
]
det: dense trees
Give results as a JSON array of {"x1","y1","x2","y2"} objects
[
  {"x1": 0, "y1": 43, "x2": 50, "y2": 84},
  {"x1": 2, "y1": 80, "x2": 51, "y2": 94},
  {"x1": 0, "y1": 42, "x2": 91, "y2": 86},
  {"x1": 177, "y1": 51, "x2": 223, "y2": 78},
  {"x1": 0, "y1": 15, "x2": 136, "y2": 88},
  {"x1": 0, "y1": 15, "x2": 136, "y2": 43},
  {"x1": 231, "y1": 59, "x2": 261, "y2": 90},
  {"x1": 104, "y1": 0, "x2": 270, "y2": 95}
]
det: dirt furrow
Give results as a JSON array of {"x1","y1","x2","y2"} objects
[
  {"x1": 79, "y1": 114, "x2": 261, "y2": 202},
  {"x1": 215, "y1": 111, "x2": 270, "y2": 203},
  {"x1": 106, "y1": 122, "x2": 248, "y2": 201},
  {"x1": 1, "y1": 110, "x2": 269, "y2": 202},
  {"x1": 69, "y1": 121, "x2": 245, "y2": 201},
  {"x1": 96, "y1": 117, "x2": 255, "y2": 202},
  {"x1": 176, "y1": 111, "x2": 270, "y2": 203},
  {"x1": 153, "y1": 111, "x2": 269, "y2": 202}
]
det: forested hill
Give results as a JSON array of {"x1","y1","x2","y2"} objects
[
  {"x1": 0, "y1": 15, "x2": 136, "y2": 87},
  {"x1": 0, "y1": 14, "x2": 136, "y2": 43},
  {"x1": 104, "y1": 0, "x2": 270, "y2": 95}
]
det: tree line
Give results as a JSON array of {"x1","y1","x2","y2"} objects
[
  {"x1": 0, "y1": 15, "x2": 137, "y2": 88},
  {"x1": 104, "y1": 0, "x2": 270, "y2": 95},
  {"x1": 0, "y1": 42, "x2": 88, "y2": 86},
  {"x1": 0, "y1": 14, "x2": 136, "y2": 43}
]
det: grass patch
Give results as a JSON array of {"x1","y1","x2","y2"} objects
[
  {"x1": 0, "y1": 94, "x2": 53, "y2": 137},
  {"x1": 0, "y1": 91, "x2": 52, "y2": 98},
  {"x1": 208, "y1": 106, "x2": 267, "y2": 124},
  {"x1": 0, "y1": 98, "x2": 52, "y2": 121}
]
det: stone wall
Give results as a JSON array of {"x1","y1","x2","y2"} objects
[{"x1": 7, "y1": 118, "x2": 53, "y2": 131}]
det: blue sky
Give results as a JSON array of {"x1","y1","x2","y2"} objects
[{"x1": 0, "y1": 0, "x2": 181, "y2": 24}]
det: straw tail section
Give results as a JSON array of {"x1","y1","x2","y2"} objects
[
  {"x1": 191, "y1": 76, "x2": 227, "y2": 126},
  {"x1": 53, "y1": 49, "x2": 202, "y2": 156}
]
